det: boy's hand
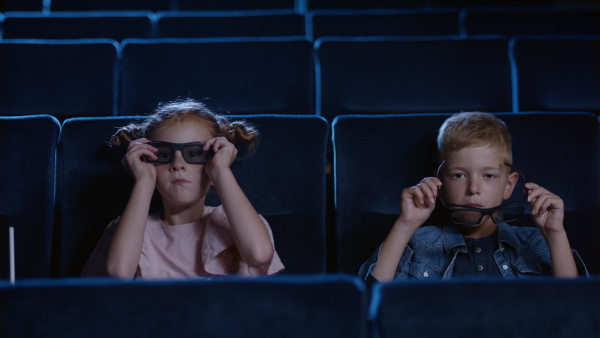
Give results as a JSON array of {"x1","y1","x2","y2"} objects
[
  {"x1": 525, "y1": 182, "x2": 565, "y2": 236},
  {"x1": 397, "y1": 177, "x2": 442, "y2": 231}
]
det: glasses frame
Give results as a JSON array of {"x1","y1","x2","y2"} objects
[
  {"x1": 436, "y1": 161, "x2": 528, "y2": 226},
  {"x1": 146, "y1": 141, "x2": 213, "y2": 164}
]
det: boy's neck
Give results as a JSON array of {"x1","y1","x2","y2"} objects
[{"x1": 459, "y1": 220, "x2": 498, "y2": 239}]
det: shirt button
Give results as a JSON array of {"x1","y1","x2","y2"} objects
[
  {"x1": 423, "y1": 271, "x2": 429, "y2": 277},
  {"x1": 477, "y1": 265, "x2": 484, "y2": 271},
  {"x1": 502, "y1": 265, "x2": 509, "y2": 270},
  {"x1": 475, "y1": 247, "x2": 482, "y2": 253}
]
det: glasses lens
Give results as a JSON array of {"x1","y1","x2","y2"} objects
[
  {"x1": 152, "y1": 144, "x2": 174, "y2": 163},
  {"x1": 493, "y1": 205, "x2": 524, "y2": 223},
  {"x1": 182, "y1": 144, "x2": 210, "y2": 164},
  {"x1": 449, "y1": 209, "x2": 483, "y2": 225}
]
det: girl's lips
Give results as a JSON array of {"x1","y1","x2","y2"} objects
[{"x1": 172, "y1": 178, "x2": 190, "y2": 184}]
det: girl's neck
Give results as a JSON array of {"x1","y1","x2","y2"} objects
[{"x1": 161, "y1": 202, "x2": 206, "y2": 226}]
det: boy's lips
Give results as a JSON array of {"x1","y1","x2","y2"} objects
[
  {"x1": 172, "y1": 178, "x2": 190, "y2": 184},
  {"x1": 466, "y1": 203, "x2": 484, "y2": 208}
]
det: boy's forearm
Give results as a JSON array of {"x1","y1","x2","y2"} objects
[
  {"x1": 372, "y1": 219, "x2": 416, "y2": 282},
  {"x1": 544, "y1": 230, "x2": 578, "y2": 277}
]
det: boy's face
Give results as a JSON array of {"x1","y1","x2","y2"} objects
[{"x1": 439, "y1": 146, "x2": 518, "y2": 226}]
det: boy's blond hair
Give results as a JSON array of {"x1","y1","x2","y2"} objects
[{"x1": 437, "y1": 112, "x2": 513, "y2": 163}]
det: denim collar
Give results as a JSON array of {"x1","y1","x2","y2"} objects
[{"x1": 442, "y1": 222, "x2": 521, "y2": 253}]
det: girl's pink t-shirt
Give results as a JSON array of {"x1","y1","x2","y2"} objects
[{"x1": 82, "y1": 205, "x2": 284, "y2": 278}]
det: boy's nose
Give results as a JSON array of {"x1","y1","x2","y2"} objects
[{"x1": 466, "y1": 178, "x2": 480, "y2": 195}]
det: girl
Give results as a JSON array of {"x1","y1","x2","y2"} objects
[{"x1": 82, "y1": 99, "x2": 284, "y2": 278}]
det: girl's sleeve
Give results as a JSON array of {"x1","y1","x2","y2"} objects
[
  {"x1": 80, "y1": 218, "x2": 121, "y2": 277},
  {"x1": 202, "y1": 206, "x2": 285, "y2": 276}
]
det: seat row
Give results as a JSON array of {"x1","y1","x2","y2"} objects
[
  {"x1": 0, "y1": 36, "x2": 599, "y2": 121},
  {"x1": 1, "y1": 8, "x2": 599, "y2": 41},
  {"x1": 1, "y1": 0, "x2": 585, "y2": 12},
  {"x1": 1, "y1": 275, "x2": 599, "y2": 338},
  {"x1": 0, "y1": 112, "x2": 599, "y2": 281}
]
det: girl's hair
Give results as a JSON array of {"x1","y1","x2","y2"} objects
[
  {"x1": 437, "y1": 112, "x2": 513, "y2": 163},
  {"x1": 112, "y1": 98, "x2": 259, "y2": 158}
]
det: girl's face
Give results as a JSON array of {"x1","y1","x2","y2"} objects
[{"x1": 148, "y1": 120, "x2": 215, "y2": 210}]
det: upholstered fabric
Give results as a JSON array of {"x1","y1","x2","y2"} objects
[
  {"x1": 58, "y1": 115, "x2": 328, "y2": 276},
  {"x1": 315, "y1": 37, "x2": 512, "y2": 122},
  {"x1": 0, "y1": 115, "x2": 60, "y2": 279},
  {"x1": 333, "y1": 113, "x2": 600, "y2": 275},
  {"x1": 0, "y1": 40, "x2": 119, "y2": 120},
  {"x1": 371, "y1": 277, "x2": 600, "y2": 338},
  {"x1": 511, "y1": 37, "x2": 600, "y2": 114},
  {"x1": 0, "y1": 274, "x2": 368, "y2": 338},
  {"x1": 119, "y1": 38, "x2": 314, "y2": 116},
  {"x1": 2, "y1": 12, "x2": 154, "y2": 41}
]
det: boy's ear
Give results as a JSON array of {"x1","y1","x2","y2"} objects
[{"x1": 503, "y1": 171, "x2": 519, "y2": 200}]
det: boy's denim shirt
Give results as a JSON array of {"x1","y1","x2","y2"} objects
[{"x1": 360, "y1": 222, "x2": 588, "y2": 284}]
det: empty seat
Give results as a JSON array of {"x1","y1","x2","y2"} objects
[
  {"x1": 511, "y1": 37, "x2": 600, "y2": 114},
  {"x1": 50, "y1": 0, "x2": 170, "y2": 11},
  {"x1": 0, "y1": 40, "x2": 119, "y2": 120},
  {"x1": 306, "y1": 0, "x2": 424, "y2": 10},
  {"x1": 316, "y1": 37, "x2": 512, "y2": 123},
  {"x1": 0, "y1": 0, "x2": 43, "y2": 11},
  {"x1": 372, "y1": 277, "x2": 600, "y2": 337},
  {"x1": 119, "y1": 38, "x2": 314, "y2": 116},
  {"x1": 2, "y1": 11, "x2": 155, "y2": 41},
  {"x1": 57, "y1": 115, "x2": 328, "y2": 276},
  {"x1": 177, "y1": 0, "x2": 296, "y2": 11},
  {"x1": 0, "y1": 275, "x2": 368, "y2": 338},
  {"x1": 464, "y1": 8, "x2": 600, "y2": 37},
  {"x1": 0, "y1": 115, "x2": 60, "y2": 279},
  {"x1": 333, "y1": 113, "x2": 600, "y2": 274},
  {"x1": 156, "y1": 11, "x2": 305, "y2": 38},
  {"x1": 308, "y1": 9, "x2": 460, "y2": 40}
]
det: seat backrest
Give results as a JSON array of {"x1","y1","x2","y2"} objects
[
  {"x1": 333, "y1": 113, "x2": 600, "y2": 274},
  {"x1": 0, "y1": 40, "x2": 119, "y2": 120},
  {"x1": 372, "y1": 277, "x2": 600, "y2": 337},
  {"x1": 0, "y1": 115, "x2": 60, "y2": 279},
  {"x1": 2, "y1": 12, "x2": 155, "y2": 41},
  {"x1": 50, "y1": 0, "x2": 170, "y2": 11},
  {"x1": 308, "y1": 9, "x2": 460, "y2": 40},
  {"x1": 156, "y1": 12, "x2": 305, "y2": 39},
  {"x1": 119, "y1": 38, "x2": 314, "y2": 116},
  {"x1": 315, "y1": 37, "x2": 512, "y2": 123},
  {"x1": 0, "y1": 0, "x2": 43, "y2": 11},
  {"x1": 0, "y1": 275, "x2": 368, "y2": 338},
  {"x1": 306, "y1": 0, "x2": 424, "y2": 10},
  {"x1": 511, "y1": 37, "x2": 600, "y2": 114},
  {"x1": 57, "y1": 115, "x2": 328, "y2": 276},
  {"x1": 176, "y1": 0, "x2": 296, "y2": 10},
  {"x1": 464, "y1": 8, "x2": 600, "y2": 37}
]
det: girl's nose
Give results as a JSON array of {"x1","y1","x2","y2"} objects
[{"x1": 169, "y1": 151, "x2": 187, "y2": 171}]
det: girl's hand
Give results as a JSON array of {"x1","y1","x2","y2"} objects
[
  {"x1": 397, "y1": 177, "x2": 442, "y2": 231},
  {"x1": 203, "y1": 136, "x2": 237, "y2": 179},
  {"x1": 122, "y1": 138, "x2": 157, "y2": 184},
  {"x1": 525, "y1": 182, "x2": 565, "y2": 236}
]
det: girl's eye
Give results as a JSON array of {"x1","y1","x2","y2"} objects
[{"x1": 451, "y1": 173, "x2": 465, "y2": 179}]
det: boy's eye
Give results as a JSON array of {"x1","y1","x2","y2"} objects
[{"x1": 452, "y1": 173, "x2": 465, "y2": 179}]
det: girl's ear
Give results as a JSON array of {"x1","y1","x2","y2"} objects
[{"x1": 503, "y1": 171, "x2": 519, "y2": 200}]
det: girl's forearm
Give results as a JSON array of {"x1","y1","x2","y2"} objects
[
  {"x1": 106, "y1": 180, "x2": 154, "y2": 278},
  {"x1": 211, "y1": 168, "x2": 274, "y2": 267}
]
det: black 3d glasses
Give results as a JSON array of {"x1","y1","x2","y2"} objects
[{"x1": 146, "y1": 141, "x2": 213, "y2": 164}]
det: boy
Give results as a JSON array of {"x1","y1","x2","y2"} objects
[{"x1": 360, "y1": 112, "x2": 586, "y2": 283}]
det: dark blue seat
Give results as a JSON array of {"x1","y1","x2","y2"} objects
[
  {"x1": 0, "y1": 0, "x2": 43, "y2": 11},
  {"x1": 315, "y1": 37, "x2": 512, "y2": 123},
  {"x1": 2, "y1": 11, "x2": 155, "y2": 41},
  {"x1": 372, "y1": 277, "x2": 600, "y2": 337},
  {"x1": 57, "y1": 115, "x2": 328, "y2": 277},
  {"x1": 177, "y1": 0, "x2": 296, "y2": 11},
  {"x1": 119, "y1": 38, "x2": 314, "y2": 116},
  {"x1": 511, "y1": 36, "x2": 600, "y2": 114},
  {"x1": 50, "y1": 0, "x2": 170, "y2": 11},
  {"x1": 156, "y1": 11, "x2": 305, "y2": 38},
  {"x1": 308, "y1": 9, "x2": 460, "y2": 41},
  {"x1": 0, "y1": 115, "x2": 60, "y2": 280},
  {"x1": 463, "y1": 8, "x2": 600, "y2": 37},
  {"x1": 333, "y1": 113, "x2": 600, "y2": 274},
  {"x1": 0, "y1": 275, "x2": 368, "y2": 338},
  {"x1": 0, "y1": 40, "x2": 119, "y2": 120},
  {"x1": 306, "y1": 0, "x2": 424, "y2": 10}
]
